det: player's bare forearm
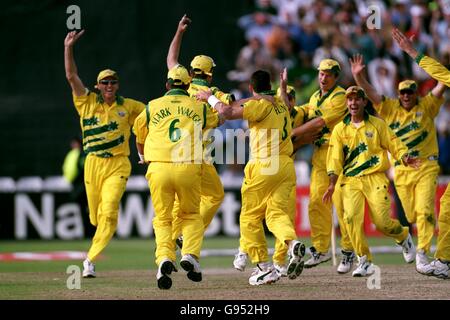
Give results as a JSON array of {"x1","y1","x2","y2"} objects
[
  {"x1": 292, "y1": 131, "x2": 321, "y2": 150},
  {"x1": 355, "y1": 73, "x2": 382, "y2": 105},
  {"x1": 279, "y1": 68, "x2": 290, "y2": 109},
  {"x1": 322, "y1": 173, "x2": 338, "y2": 203},
  {"x1": 292, "y1": 117, "x2": 324, "y2": 139},
  {"x1": 349, "y1": 54, "x2": 382, "y2": 105},
  {"x1": 136, "y1": 141, "x2": 146, "y2": 164},
  {"x1": 167, "y1": 14, "x2": 191, "y2": 70},
  {"x1": 64, "y1": 32, "x2": 86, "y2": 96},
  {"x1": 431, "y1": 82, "x2": 446, "y2": 99}
]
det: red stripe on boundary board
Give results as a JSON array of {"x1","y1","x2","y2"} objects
[{"x1": 0, "y1": 251, "x2": 88, "y2": 261}]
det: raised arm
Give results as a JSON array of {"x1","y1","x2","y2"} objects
[
  {"x1": 392, "y1": 28, "x2": 418, "y2": 59},
  {"x1": 167, "y1": 14, "x2": 191, "y2": 70},
  {"x1": 393, "y1": 28, "x2": 450, "y2": 88},
  {"x1": 349, "y1": 54, "x2": 382, "y2": 105},
  {"x1": 64, "y1": 30, "x2": 86, "y2": 97},
  {"x1": 432, "y1": 82, "x2": 446, "y2": 99},
  {"x1": 278, "y1": 68, "x2": 291, "y2": 109}
]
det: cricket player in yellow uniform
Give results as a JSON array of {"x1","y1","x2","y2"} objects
[
  {"x1": 392, "y1": 27, "x2": 450, "y2": 278},
  {"x1": 64, "y1": 30, "x2": 145, "y2": 278},
  {"x1": 167, "y1": 15, "x2": 234, "y2": 244},
  {"x1": 324, "y1": 86, "x2": 419, "y2": 276},
  {"x1": 350, "y1": 53, "x2": 446, "y2": 273},
  {"x1": 232, "y1": 86, "x2": 305, "y2": 276},
  {"x1": 133, "y1": 65, "x2": 220, "y2": 290},
  {"x1": 291, "y1": 59, "x2": 356, "y2": 271},
  {"x1": 196, "y1": 70, "x2": 306, "y2": 285}
]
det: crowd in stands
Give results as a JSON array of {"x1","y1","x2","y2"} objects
[{"x1": 223, "y1": 0, "x2": 450, "y2": 175}]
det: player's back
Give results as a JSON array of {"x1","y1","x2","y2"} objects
[
  {"x1": 243, "y1": 94, "x2": 293, "y2": 159},
  {"x1": 145, "y1": 90, "x2": 217, "y2": 163}
]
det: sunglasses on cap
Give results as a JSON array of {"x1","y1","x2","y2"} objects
[{"x1": 99, "y1": 79, "x2": 119, "y2": 85}]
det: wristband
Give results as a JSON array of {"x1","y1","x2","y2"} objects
[
  {"x1": 207, "y1": 95, "x2": 221, "y2": 109},
  {"x1": 138, "y1": 153, "x2": 145, "y2": 162}
]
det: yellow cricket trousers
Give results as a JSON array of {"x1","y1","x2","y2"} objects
[
  {"x1": 333, "y1": 175, "x2": 354, "y2": 252},
  {"x1": 342, "y1": 172, "x2": 409, "y2": 261},
  {"x1": 240, "y1": 156, "x2": 298, "y2": 264},
  {"x1": 172, "y1": 162, "x2": 224, "y2": 232},
  {"x1": 84, "y1": 154, "x2": 131, "y2": 262},
  {"x1": 310, "y1": 146, "x2": 353, "y2": 253},
  {"x1": 394, "y1": 161, "x2": 439, "y2": 253},
  {"x1": 272, "y1": 185, "x2": 296, "y2": 265},
  {"x1": 436, "y1": 183, "x2": 450, "y2": 261},
  {"x1": 147, "y1": 162, "x2": 203, "y2": 266}
]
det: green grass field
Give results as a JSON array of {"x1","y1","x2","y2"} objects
[
  {"x1": 0, "y1": 236, "x2": 424, "y2": 273},
  {"x1": 2, "y1": 236, "x2": 447, "y2": 300}
]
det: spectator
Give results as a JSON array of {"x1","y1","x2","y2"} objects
[{"x1": 62, "y1": 136, "x2": 88, "y2": 216}]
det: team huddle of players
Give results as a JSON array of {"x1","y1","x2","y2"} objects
[{"x1": 64, "y1": 15, "x2": 450, "y2": 290}]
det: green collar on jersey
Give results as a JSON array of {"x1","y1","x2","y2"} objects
[
  {"x1": 257, "y1": 90, "x2": 276, "y2": 96},
  {"x1": 96, "y1": 94, "x2": 124, "y2": 105},
  {"x1": 343, "y1": 111, "x2": 369, "y2": 125},
  {"x1": 192, "y1": 78, "x2": 210, "y2": 87},
  {"x1": 316, "y1": 85, "x2": 338, "y2": 107},
  {"x1": 165, "y1": 89, "x2": 190, "y2": 96}
]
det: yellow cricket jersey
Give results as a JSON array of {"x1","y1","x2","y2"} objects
[
  {"x1": 375, "y1": 94, "x2": 443, "y2": 163},
  {"x1": 188, "y1": 78, "x2": 235, "y2": 105},
  {"x1": 307, "y1": 86, "x2": 348, "y2": 147},
  {"x1": 73, "y1": 91, "x2": 145, "y2": 158},
  {"x1": 133, "y1": 89, "x2": 219, "y2": 163},
  {"x1": 290, "y1": 104, "x2": 309, "y2": 129},
  {"x1": 327, "y1": 114, "x2": 408, "y2": 178},
  {"x1": 417, "y1": 54, "x2": 450, "y2": 87},
  {"x1": 242, "y1": 91, "x2": 293, "y2": 159}
]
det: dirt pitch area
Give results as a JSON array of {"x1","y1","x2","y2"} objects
[{"x1": 1, "y1": 265, "x2": 448, "y2": 300}]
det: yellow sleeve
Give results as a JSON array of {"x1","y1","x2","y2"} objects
[
  {"x1": 291, "y1": 104, "x2": 308, "y2": 128},
  {"x1": 379, "y1": 119, "x2": 408, "y2": 162},
  {"x1": 321, "y1": 92, "x2": 347, "y2": 128},
  {"x1": 128, "y1": 99, "x2": 146, "y2": 125},
  {"x1": 420, "y1": 92, "x2": 444, "y2": 118},
  {"x1": 212, "y1": 87, "x2": 235, "y2": 104},
  {"x1": 374, "y1": 97, "x2": 397, "y2": 119},
  {"x1": 133, "y1": 108, "x2": 149, "y2": 145},
  {"x1": 418, "y1": 55, "x2": 450, "y2": 87},
  {"x1": 72, "y1": 89, "x2": 92, "y2": 115},
  {"x1": 242, "y1": 99, "x2": 271, "y2": 122},
  {"x1": 204, "y1": 104, "x2": 219, "y2": 129},
  {"x1": 326, "y1": 124, "x2": 344, "y2": 176}
]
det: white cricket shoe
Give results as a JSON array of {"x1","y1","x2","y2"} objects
[
  {"x1": 352, "y1": 255, "x2": 374, "y2": 277},
  {"x1": 427, "y1": 259, "x2": 450, "y2": 279},
  {"x1": 274, "y1": 264, "x2": 287, "y2": 277},
  {"x1": 233, "y1": 250, "x2": 248, "y2": 272},
  {"x1": 82, "y1": 258, "x2": 96, "y2": 278},
  {"x1": 415, "y1": 249, "x2": 429, "y2": 274},
  {"x1": 180, "y1": 254, "x2": 202, "y2": 282},
  {"x1": 287, "y1": 240, "x2": 306, "y2": 280},
  {"x1": 156, "y1": 258, "x2": 177, "y2": 290},
  {"x1": 337, "y1": 250, "x2": 356, "y2": 274},
  {"x1": 398, "y1": 233, "x2": 415, "y2": 264},
  {"x1": 304, "y1": 246, "x2": 331, "y2": 268},
  {"x1": 249, "y1": 262, "x2": 280, "y2": 286}
]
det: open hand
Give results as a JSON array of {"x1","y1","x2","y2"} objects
[{"x1": 349, "y1": 54, "x2": 366, "y2": 76}]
